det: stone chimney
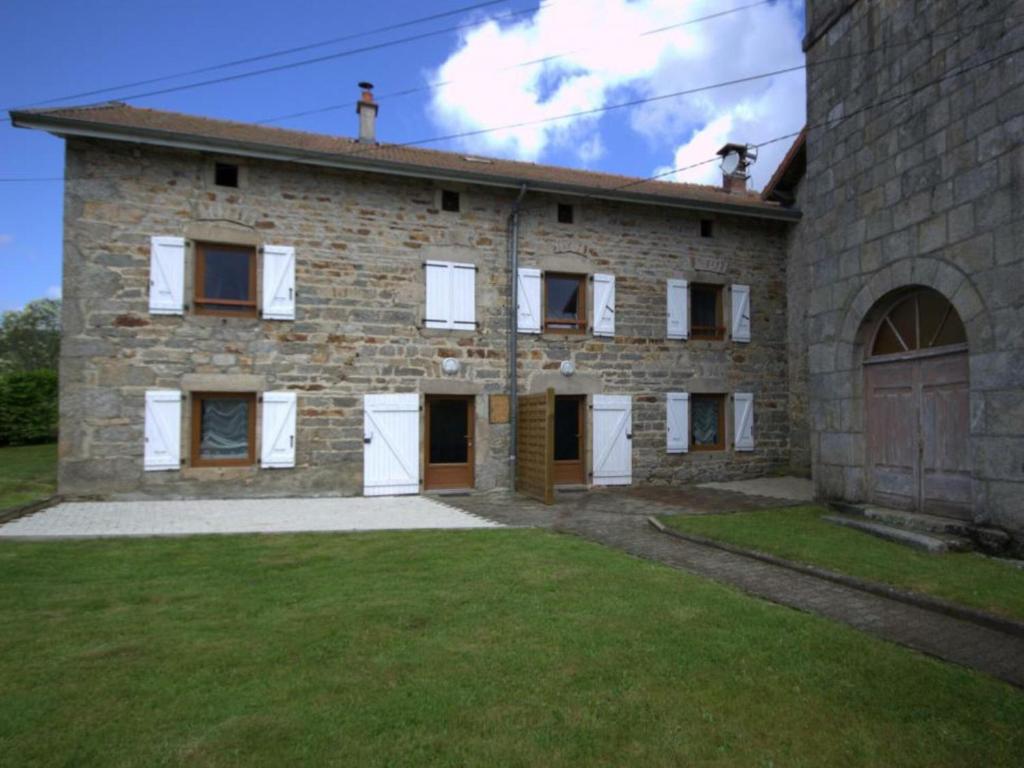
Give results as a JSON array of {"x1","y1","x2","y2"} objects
[
  {"x1": 716, "y1": 143, "x2": 755, "y2": 193},
  {"x1": 356, "y1": 81, "x2": 378, "y2": 143}
]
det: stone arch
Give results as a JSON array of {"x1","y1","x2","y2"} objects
[
  {"x1": 834, "y1": 256, "x2": 993, "y2": 373},
  {"x1": 824, "y1": 256, "x2": 988, "y2": 518}
]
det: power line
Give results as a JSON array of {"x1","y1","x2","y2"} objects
[
  {"x1": 1, "y1": 0, "x2": 520, "y2": 111},
  {"x1": 2, "y1": 1, "x2": 560, "y2": 113},
  {"x1": 254, "y1": 0, "x2": 774, "y2": 125},
  {"x1": 3, "y1": 31, "x2": 1019, "y2": 188}
]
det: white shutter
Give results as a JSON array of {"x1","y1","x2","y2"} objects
[
  {"x1": 262, "y1": 245, "x2": 296, "y2": 320},
  {"x1": 517, "y1": 267, "x2": 542, "y2": 333},
  {"x1": 666, "y1": 392, "x2": 689, "y2": 453},
  {"x1": 144, "y1": 390, "x2": 181, "y2": 470},
  {"x1": 592, "y1": 394, "x2": 632, "y2": 485},
  {"x1": 424, "y1": 261, "x2": 451, "y2": 329},
  {"x1": 451, "y1": 263, "x2": 476, "y2": 330},
  {"x1": 149, "y1": 236, "x2": 185, "y2": 315},
  {"x1": 732, "y1": 283, "x2": 751, "y2": 342},
  {"x1": 425, "y1": 261, "x2": 476, "y2": 330},
  {"x1": 363, "y1": 394, "x2": 420, "y2": 495},
  {"x1": 734, "y1": 392, "x2": 755, "y2": 451},
  {"x1": 592, "y1": 273, "x2": 615, "y2": 337},
  {"x1": 667, "y1": 278, "x2": 689, "y2": 339},
  {"x1": 261, "y1": 391, "x2": 297, "y2": 468}
]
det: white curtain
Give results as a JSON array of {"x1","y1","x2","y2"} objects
[{"x1": 200, "y1": 399, "x2": 249, "y2": 458}]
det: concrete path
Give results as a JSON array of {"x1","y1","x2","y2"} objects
[
  {"x1": 446, "y1": 488, "x2": 1024, "y2": 688},
  {"x1": 0, "y1": 497, "x2": 499, "y2": 539},
  {"x1": 698, "y1": 475, "x2": 815, "y2": 502}
]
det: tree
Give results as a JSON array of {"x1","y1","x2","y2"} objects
[{"x1": 0, "y1": 298, "x2": 61, "y2": 373}]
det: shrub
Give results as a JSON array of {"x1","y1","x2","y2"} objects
[{"x1": 0, "y1": 369, "x2": 58, "y2": 445}]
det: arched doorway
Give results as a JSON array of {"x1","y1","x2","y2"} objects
[{"x1": 864, "y1": 288, "x2": 971, "y2": 519}]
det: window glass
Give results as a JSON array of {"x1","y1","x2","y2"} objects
[
  {"x1": 214, "y1": 163, "x2": 239, "y2": 188},
  {"x1": 690, "y1": 284, "x2": 721, "y2": 338},
  {"x1": 441, "y1": 190, "x2": 460, "y2": 212},
  {"x1": 429, "y1": 399, "x2": 469, "y2": 463},
  {"x1": 557, "y1": 203, "x2": 574, "y2": 224},
  {"x1": 888, "y1": 296, "x2": 918, "y2": 350},
  {"x1": 691, "y1": 394, "x2": 724, "y2": 450},
  {"x1": 545, "y1": 274, "x2": 582, "y2": 329},
  {"x1": 196, "y1": 244, "x2": 255, "y2": 316},
  {"x1": 930, "y1": 308, "x2": 967, "y2": 348},
  {"x1": 554, "y1": 398, "x2": 581, "y2": 461},
  {"x1": 199, "y1": 397, "x2": 251, "y2": 460}
]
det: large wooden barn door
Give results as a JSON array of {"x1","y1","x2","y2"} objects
[
  {"x1": 517, "y1": 389, "x2": 554, "y2": 505},
  {"x1": 864, "y1": 289, "x2": 970, "y2": 519}
]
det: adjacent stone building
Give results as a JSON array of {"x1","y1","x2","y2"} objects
[
  {"x1": 774, "y1": 0, "x2": 1024, "y2": 537},
  {"x1": 11, "y1": 100, "x2": 798, "y2": 500}
]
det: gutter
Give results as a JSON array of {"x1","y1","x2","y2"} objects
[
  {"x1": 9, "y1": 112, "x2": 802, "y2": 223},
  {"x1": 507, "y1": 184, "x2": 527, "y2": 492}
]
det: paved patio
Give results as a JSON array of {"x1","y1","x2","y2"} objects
[{"x1": 0, "y1": 496, "x2": 499, "y2": 539}]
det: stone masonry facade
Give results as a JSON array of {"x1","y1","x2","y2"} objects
[
  {"x1": 798, "y1": 0, "x2": 1024, "y2": 533},
  {"x1": 59, "y1": 137, "x2": 792, "y2": 498}
]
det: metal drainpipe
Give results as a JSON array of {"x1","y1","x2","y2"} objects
[{"x1": 507, "y1": 183, "x2": 528, "y2": 492}]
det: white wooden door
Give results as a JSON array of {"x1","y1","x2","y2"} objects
[
  {"x1": 363, "y1": 393, "x2": 420, "y2": 496},
  {"x1": 592, "y1": 394, "x2": 632, "y2": 486}
]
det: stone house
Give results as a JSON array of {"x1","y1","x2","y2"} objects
[
  {"x1": 11, "y1": 98, "x2": 798, "y2": 500},
  {"x1": 769, "y1": 0, "x2": 1024, "y2": 540}
]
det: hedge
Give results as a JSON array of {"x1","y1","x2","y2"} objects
[{"x1": 0, "y1": 370, "x2": 58, "y2": 445}]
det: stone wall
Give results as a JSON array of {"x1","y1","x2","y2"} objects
[
  {"x1": 801, "y1": 0, "x2": 1024, "y2": 532},
  {"x1": 784, "y1": 175, "x2": 811, "y2": 476},
  {"x1": 60, "y1": 137, "x2": 792, "y2": 498}
]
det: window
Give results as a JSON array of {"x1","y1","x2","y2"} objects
[
  {"x1": 557, "y1": 203, "x2": 574, "y2": 224},
  {"x1": 214, "y1": 162, "x2": 239, "y2": 188},
  {"x1": 700, "y1": 219, "x2": 714, "y2": 237},
  {"x1": 871, "y1": 289, "x2": 966, "y2": 357},
  {"x1": 544, "y1": 273, "x2": 586, "y2": 332},
  {"x1": 194, "y1": 242, "x2": 257, "y2": 317},
  {"x1": 691, "y1": 394, "x2": 725, "y2": 451},
  {"x1": 690, "y1": 283, "x2": 724, "y2": 340},
  {"x1": 441, "y1": 190, "x2": 461, "y2": 212},
  {"x1": 190, "y1": 392, "x2": 256, "y2": 467}
]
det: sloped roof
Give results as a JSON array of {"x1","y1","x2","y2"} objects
[
  {"x1": 11, "y1": 102, "x2": 800, "y2": 221},
  {"x1": 762, "y1": 128, "x2": 806, "y2": 205}
]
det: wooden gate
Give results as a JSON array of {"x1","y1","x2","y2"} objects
[
  {"x1": 865, "y1": 350, "x2": 971, "y2": 519},
  {"x1": 517, "y1": 389, "x2": 554, "y2": 505}
]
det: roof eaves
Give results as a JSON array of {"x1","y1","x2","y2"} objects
[{"x1": 11, "y1": 110, "x2": 802, "y2": 222}]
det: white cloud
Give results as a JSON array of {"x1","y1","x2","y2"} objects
[
  {"x1": 0, "y1": 234, "x2": 12, "y2": 248},
  {"x1": 46, "y1": 285, "x2": 62, "y2": 300},
  {"x1": 427, "y1": 0, "x2": 805, "y2": 189}
]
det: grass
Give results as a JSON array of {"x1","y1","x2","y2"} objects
[
  {"x1": 0, "y1": 443, "x2": 57, "y2": 511},
  {"x1": 660, "y1": 506, "x2": 1024, "y2": 621},
  {"x1": 1, "y1": 530, "x2": 1022, "y2": 767}
]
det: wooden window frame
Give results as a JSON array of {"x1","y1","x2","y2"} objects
[
  {"x1": 690, "y1": 282, "x2": 725, "y2": 340},
  {"x1": 543, "y1": 272, "x2": 587, "y2": 334},
  {"x1": 190, "y1": 391, "x2": 257, "y2": 468},
  {"x1": 690, "y1": 393, "x2": 726, "y2": 452},
  {"x1": 193, "y1": 242, "x2": 258, "y2": 318}
]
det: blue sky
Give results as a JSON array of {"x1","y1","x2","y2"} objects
[{"x1": 0, "y1": 0, "x2": 805, "y2": 311}]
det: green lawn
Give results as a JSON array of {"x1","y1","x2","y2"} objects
[
  {"x1": 660, "y1": 506, "x2": 1024, "y2": 621},
  {"x1": 0, "y1": 442, "x2": 57, "y2": 511},
  {"x1": 1, "y1": 530, "x2": 1021, "y2": 767}
]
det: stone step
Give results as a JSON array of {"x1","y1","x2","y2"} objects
[
  {"x1": 822, "y1": 514, "x2": 974, "y2": 554},
  {"x1": 859, "y1": 505, "x2": 974, "y2": 537}
]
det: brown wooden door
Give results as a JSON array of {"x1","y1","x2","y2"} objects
[
  {"x1": 424, "y1": 396, "x2": 475, "y2": 490},
  {"x1": 553, "y1": 396, "x2": 585, "y2": 485},
  {"x1": 865, "y1": 351, "x2": 970, "y2": 518}
]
